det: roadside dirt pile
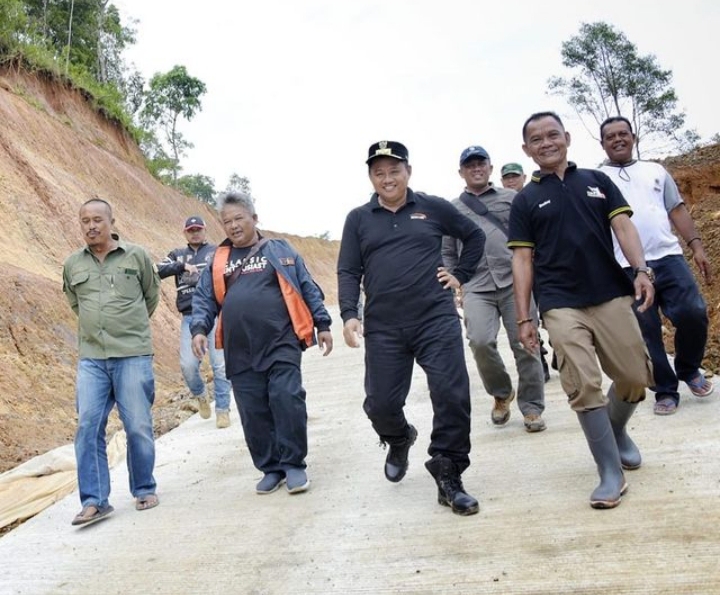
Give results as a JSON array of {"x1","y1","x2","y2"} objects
[
  {"x1": 0, "y1": 64, "x2": 339, "y2": 474},
  {"x1": 663, "y1": 145, "x2": 720, "y2": 368}
]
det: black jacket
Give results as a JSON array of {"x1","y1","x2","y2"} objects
[{"x1": 157, "y1": 242, "x2": 217, "y2": 315}]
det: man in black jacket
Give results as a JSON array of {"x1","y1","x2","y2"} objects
[{"x1": 158, "y1": 216, "x2": 232, "y2": 428}]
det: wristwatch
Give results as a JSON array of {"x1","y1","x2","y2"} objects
[{"x1": 633, "y1": 266, "x2": 655, "y2": 283}]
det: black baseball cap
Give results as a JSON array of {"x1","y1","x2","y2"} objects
[
  {"x1": 366, "y1": 141, "x2": 409, "y2": 165},
  {"x1": 184, "y1": 216, "x2": 206, "y2": 230},
  {"x1": 459, "y1": 146, "x2": 490, "y2": 166}
]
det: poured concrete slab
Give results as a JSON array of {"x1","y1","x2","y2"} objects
[{"x1": 1, "y1": 310, "x2": 719, "y2": 594}]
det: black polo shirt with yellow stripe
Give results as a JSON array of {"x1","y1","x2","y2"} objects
[{"x1": 507, "y1": 163, "x2": 634, "y2": 313}]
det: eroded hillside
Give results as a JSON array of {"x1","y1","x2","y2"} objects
[{"x1": 0, "y1": 65, "x2": 339, "y2": 472}]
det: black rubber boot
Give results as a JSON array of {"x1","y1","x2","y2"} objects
[
  {"x1": 383, "y1": 424, "x2": 418, "y2": 483},
  {"x1": 576, "y1": 408, "x2": 628, "y2": 509},
  {"x1": 424, "y1": 455, "x2": 479, "y2": 516},
  {"x1": 606, "y1": 384, "x2": 641, "y2": 470}
]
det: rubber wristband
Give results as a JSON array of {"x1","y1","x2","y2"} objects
[
  {"x1": 517, "y1": 318, "x2": 533, "y2": 326},
  {"x1": 687, "y1": 237, "x2": 701, "y2": 247}
]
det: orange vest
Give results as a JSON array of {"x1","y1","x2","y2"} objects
[{"x1": 211, "y1": 245, "x2": 315, "y2": 349}]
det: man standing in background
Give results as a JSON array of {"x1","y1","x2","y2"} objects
[
  {"x1": 599, "y1": 116, "x2": 713, "y2": 416},
  {"x1": 443, "y1": 146, "x2": 546, "y2": 433},
  {"x1": 500, "y1": 161, "x2": 552, "y2": 380},
  {"x1": 500, "y1": 162, "x2": 527, "y2": 192},
  {"x1": 158, "y1": 216, "x2": 233, "y2": 429}
]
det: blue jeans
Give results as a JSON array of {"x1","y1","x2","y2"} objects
[
  {"x1": 181, "y1": 315, "x2": 231, "y2": 411},
  {"x1": 75, "y1": 356, "x2": 156, "y2": 508},
  {"x1": 626, "y1": 255, "x2": 709, "y2": 404}
]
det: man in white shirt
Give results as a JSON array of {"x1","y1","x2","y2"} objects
[{"x1": 599, "y1": 116, "x2": 713, "y2": 416}]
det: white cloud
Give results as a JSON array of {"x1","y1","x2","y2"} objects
[{"x1": 116, "y1": 0, "x2": 720, "y2": 238}]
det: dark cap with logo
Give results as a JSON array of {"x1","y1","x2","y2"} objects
[
  {"x1": 501, "y1": 163, "x2": 524, "y2": 177},
  {"x1": 184, "y1": 216, "x2": 206, "y2": 230},
  {"x1": 366, "y1": 141, "x2": 409, "y2": 165},
  {"x1": 459, "y1": 146, "x2": 490, "y2": 166}
]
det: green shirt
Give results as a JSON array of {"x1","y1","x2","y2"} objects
[{"x1": 63, "y1": 237, "x2": 160, "y2": 359}]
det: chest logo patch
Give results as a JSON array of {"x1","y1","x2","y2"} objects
[
  {"x1": 539, "y1": 200, "x2": 551, "y2": 209},
  {"x1": 410, "y1": 213, "x2": 427, "y2": 220},
  {"x1": 226, "y1": 255, "x2": 268, "y2": 275},
  {"x1": 586, "y1": 186, "x2": 606, "y2": 199}
]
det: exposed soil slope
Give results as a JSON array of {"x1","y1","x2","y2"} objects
[
  {"x1": 663, "y1": 145, "x2": 720, "y2": 368},
  {"x1": 0, "y1": 65, "x2": 338, "y2": 473}
]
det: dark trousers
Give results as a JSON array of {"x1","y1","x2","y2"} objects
[
  {"x1": 626, "y1": 255, "x2": 709, "y2": 404},
  {"x1": 230, "y1": 360, "x2": 307, "y2": 473},
  {"x1": 363, "y1": 315, "x2": 472, "y2": 473}
]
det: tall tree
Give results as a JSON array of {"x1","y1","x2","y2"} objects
[
  {"x1": 225, "y1": 172, "x2": 252, "y2": 196},
  {"x1": 548, "y1": 21, "x2": 696, "y2": 158},
  {"x1": 141, "y1": 65, "x2": 207, "y2": 183},
  {"x1": 177, "y1": 174, "x2": 216, "y2": 204},
  {"x1": 0, "y1": 0, "x2": 27, "y2": 52},
  {"x1": 22, "y1": 0, "x2": 135, "y2": 84}
]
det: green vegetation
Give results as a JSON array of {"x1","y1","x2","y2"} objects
[
  {"x1": 140, "y1": 65, "x2": 207, "y2": 184},
  {"x1": 0, "y1": 0, "x2": 139, "y2": 133},
  {"x1": 548, "y1": 21, "x2": 698, "y2": 158},
  {"x1": 0, "y1": 0, "x2": 252, "y2": 203}
]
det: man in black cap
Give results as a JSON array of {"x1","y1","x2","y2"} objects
[
  {"x1": 443, "y1": 146, "x2": 547, "y2": 433},
  {"x1": 501, "y1": 161, "x2": 552, "y2": 380},
  {"x1": 337, "y1": 140, "x2": 486, "y2": 516},
  {"x1": 157, "y1": 216, "x2": 233, "y2": 428}
]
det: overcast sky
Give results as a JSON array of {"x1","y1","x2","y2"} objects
[{"x1": 115, "y1": 0, "x2": 719, "y2": 239}]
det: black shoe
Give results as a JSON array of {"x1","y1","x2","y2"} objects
[
  {"x1": 425, "y1": 456, "x2": 479, "y2": 516},
  {"x1": 550, "y1": 351, "x2": 558, "y2": 371},
  {"x1": 383, "y1": 424, "x2": 418, "y2": 482}
]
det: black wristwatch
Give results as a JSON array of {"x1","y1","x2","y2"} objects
[{"x1": 633, "y1": 266, "x2": 655, "y2": 283}]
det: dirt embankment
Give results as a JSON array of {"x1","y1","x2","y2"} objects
[
  {"x1": 0, "y1": 65, "x2": 339, "y2": 473},
  {"x1": 663, "y1": 145, "x2": 720, "y2": 368}
]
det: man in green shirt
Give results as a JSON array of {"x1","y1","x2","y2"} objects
[{"x1": 63, "y1": 198, "x2": 161, "y2": 526}]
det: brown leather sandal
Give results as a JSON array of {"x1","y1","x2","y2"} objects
[
  {"x1": 71, "y1": 504, "x2": 114, "y2": 526},
  {"x1": 135, "y1": 494, "x2": 159, "y2": 511}
]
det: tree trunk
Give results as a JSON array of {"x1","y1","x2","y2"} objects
[{"x1": 65, "y1": 0, "x2": 75, "y2": 75}]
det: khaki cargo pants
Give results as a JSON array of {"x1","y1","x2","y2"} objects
[{"x1": 543, "y1": 296, "x2": 654, "y2": 411}]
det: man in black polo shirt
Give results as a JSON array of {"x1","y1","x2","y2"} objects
[
  {"x1": 508, "y1": 112, "x2": 654, "y2": 510},
  {"x1": 337, "y1": 141, "x2": 485, "y2": 516}
]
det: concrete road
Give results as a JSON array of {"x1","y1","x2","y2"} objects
[{"x1": 1, "y1": 310, "x2": 719, "y2": 594}]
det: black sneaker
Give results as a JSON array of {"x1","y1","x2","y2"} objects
[{"x1": 383, "y1": 424, "x2": 418, "y2": 482}]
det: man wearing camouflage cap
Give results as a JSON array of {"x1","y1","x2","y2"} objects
[{"x1": 500, "y1": 162, "x2": 527, "y2": 192}]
